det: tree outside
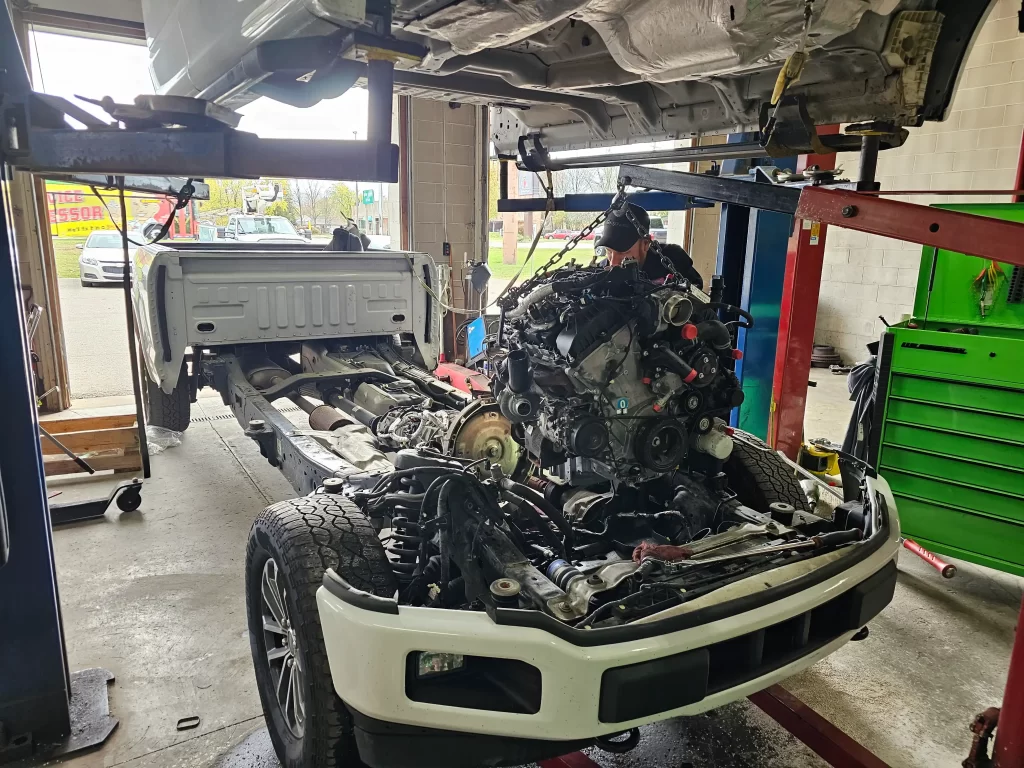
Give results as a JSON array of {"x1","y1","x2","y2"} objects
[
  {"x1": 196, "y1": 178, "x2": 366, "y2": 235},
  {"x1": 324, "y1": 183, "x2": 359, "y2": 229}
]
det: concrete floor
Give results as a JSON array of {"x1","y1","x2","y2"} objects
[
  {"x1": 47, "y1": 380, "x2": 1022, "y2": 768},
  {"x1": 57, "y1": 279, "x2": 134, "y2": 399}
]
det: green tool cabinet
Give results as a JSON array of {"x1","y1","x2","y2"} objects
[{"x1": 871, "y1": 203, "x2": 1024, "y2": 577}]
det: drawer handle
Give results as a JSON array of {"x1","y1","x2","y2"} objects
[{"x1": 900, "y1": 343, "x2": 966, "y2": 354}]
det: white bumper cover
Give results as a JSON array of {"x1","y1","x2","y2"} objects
[{"x1": 316, "y1": 479, "x2": 901, "y2": 742}]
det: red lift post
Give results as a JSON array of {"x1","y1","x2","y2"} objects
[
  {"x1": 993, "y1": 598, "x2": 1024, "y2": 766},
  {"x1": 970, "y1": 128, "x2": 1024, "y2": 768},
  {"x1": 768, "y1": 128, "x2": 838, "y2": 458}
]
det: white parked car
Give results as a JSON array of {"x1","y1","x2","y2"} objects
[
  {"x1": 77, "y1": 230, "x2": 131, "y2": 286},
  {"x1": 366, "y1": 234, "x2": 392, "y2": 250},
  {"x1": 223, "y1": 215, "x2": 308, "y2": 244}
]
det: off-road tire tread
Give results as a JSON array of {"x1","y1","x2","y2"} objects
[
  {"x1": 246, "y1": 495, "x2": 396, "y2": 768},
  {"x1": 725, "y1": 431, "x2": 810, "y2": 512},
  {"x1": 144, "y1": 361, "x2": 190, "y2": 432}
]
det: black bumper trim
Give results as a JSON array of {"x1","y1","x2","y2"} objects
[
  {"x1": 323, "y1": 568, "x2": 399, "y2": 615},
  {"x1": 347, "y1": 705, "x2": 595, "y2": 768},
  {"x1": 597, "y1": 560, "x2": 898, "y2": 723}
]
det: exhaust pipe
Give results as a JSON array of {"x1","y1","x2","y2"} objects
[{"x1": 292, "y1": 395, "x2": 352, "y2": 432}]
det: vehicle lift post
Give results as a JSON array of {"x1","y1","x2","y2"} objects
[
  {"x1": 0, "y1": 1, "x2": 408, "y2": 761},
  {"x1": 769, "y1": 127, "x2": 840, "y2": 458},
  {"x1": 961, "y1": 126, "x2": 1024, "y2": 768},
  {"x1": 713, "y1": 132, "x2": 797, "y2": 438}
]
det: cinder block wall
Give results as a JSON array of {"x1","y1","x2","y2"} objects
[
  {"x1": 687, "y1": 135, "x2": 728, "y2": 278},
  {"x1": 409, "y1": 99, "x2": 482, "y2": 317},
  {"x1": 815, "y1": 0, "x2": 1024, "y2": 364}
]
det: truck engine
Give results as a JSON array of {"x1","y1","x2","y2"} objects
[
  {"x1": 329, "y1": 262, "x2": 877, "y2": 630},
  {"x1": 492, "y1": 261, "x2": 747, "y2": 487}
]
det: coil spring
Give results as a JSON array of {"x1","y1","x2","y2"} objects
[{"x1": 387, "y1": 475, "x2": 426, "y2": 584}]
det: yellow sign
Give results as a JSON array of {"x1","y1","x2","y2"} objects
[{"x1": 44, "y1": 182, "x2": 167, "y2": 238}]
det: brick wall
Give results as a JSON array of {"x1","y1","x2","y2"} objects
[
  {"x1": 814, "y1": 0, "x2": 1024, "y2": 364},
  {"x1": 409, "y1": 99, "x2": 482, "y2": 316}
]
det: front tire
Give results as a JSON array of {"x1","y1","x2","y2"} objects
[
  {"x1": 144, "y1": 360, "x2": 190, "y2": 432},
  {"x1": 246, "y1": 495, "x2": 397, "y2": 768},
  {"x1": 724, "y1": 430, "x2": 811, "y2": 512}
]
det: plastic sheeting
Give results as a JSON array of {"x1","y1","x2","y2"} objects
[{"x1": 407, "y1": 0, "x2": 900, "y2": 80}]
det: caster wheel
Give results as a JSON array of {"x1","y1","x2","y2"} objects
[{"x1": 116, "y1": 488, "x2": 142, "y2": 512}]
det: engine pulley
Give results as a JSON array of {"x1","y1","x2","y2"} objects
[
  {"x1": 685, "y1": 348, "x2": 718, "y2": 387},
  {"x1": 635, "y1": 419, "x2": 688, "y2": 472},
  {"x1": 681, "y1": 390, "x2": 704, "y2": 414},
  {"x1": 570, "y1": 418, "x2": 610, "y2": 458}
]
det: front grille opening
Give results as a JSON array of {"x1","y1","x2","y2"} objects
[{"x1": 405, "y1": 653, "x2": 541, "y2": 714}]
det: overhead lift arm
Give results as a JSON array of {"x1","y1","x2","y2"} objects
[{"x1": 617, "y1": 164, "x2": 1024, "y2": 268}]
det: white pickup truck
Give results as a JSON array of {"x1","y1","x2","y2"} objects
[
  {"x1": 132, "y1": 238, "x2": 898, "y2": 768},
  {"x1": 132, "y1": 240, "x2": 460, "y2": 489}
]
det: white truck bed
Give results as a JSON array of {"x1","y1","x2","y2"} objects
[{"x1": 132, "y1": 242, "x2": 444, "y2": 393}]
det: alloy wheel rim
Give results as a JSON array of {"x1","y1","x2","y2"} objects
[{"x1": 261, "y1": 557, "x2": 306, "y2": 738}]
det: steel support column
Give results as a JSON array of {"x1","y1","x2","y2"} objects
[
  {"x1": 993, "y1": 598, "x2": 1024, "y2": 765},
  {"x1": 714, "y1": 134, "x2": 797, "y2": 438},
  {"x1": 367, "y1": 59, "x2": 395, "y2": 146},
  {"x1": 769, "y1": 128, "x2": 838, "y2": 458},
  {"x1": 0, "y1": 155, "x2": 72, "y2": 755}
]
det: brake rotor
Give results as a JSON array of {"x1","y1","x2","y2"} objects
[{"x1": 443, "y1": 399, "x2": 520, "y2": 475}]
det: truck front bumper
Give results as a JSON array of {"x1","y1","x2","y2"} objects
[{"x1": 315, "y1": 481, "x2": 900, "y2": 764}]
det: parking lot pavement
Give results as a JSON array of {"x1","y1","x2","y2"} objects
[{"x1": 57, "y1": 277, "x2": 133, "y2": 398}]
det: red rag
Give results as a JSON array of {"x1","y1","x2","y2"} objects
[{"x1": 632, "y1": 541, "x2": 694, "y2": 563}]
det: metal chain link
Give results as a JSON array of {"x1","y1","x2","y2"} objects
[
  {"x1": 617, "y1": 182, "x2": 684, "y2": 280},
  {"x1": 499, "y1": 207, "x2": 611, "y2": 309},
  {"x1": 542, "y1": 208, "x2": 609, "y2": 275},
  {"x1": 500, "y1": 183, "x2": 686, "y2": 311}
]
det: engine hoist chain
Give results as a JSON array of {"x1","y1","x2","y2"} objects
[
  {"x1": 500, "y1": 182, "x2": 684, "y2": 311},
  {"x1": 499, "y1": 207, "x2": 610, "y2": 309},
  {"x1": 615, "y1": 181, "x2": 685, "y2": 281},
  {"x1": 543, "y1": 208, "x2": 609, "y2": 274}
]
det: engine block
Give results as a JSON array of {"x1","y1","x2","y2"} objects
[{"x1": 494, "y1": 263, "x2": 745, "y2": 485}]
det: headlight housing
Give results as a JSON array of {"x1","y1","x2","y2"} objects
[{"x1": 81, "y1": 256, "x2": 99, "y2": 266}]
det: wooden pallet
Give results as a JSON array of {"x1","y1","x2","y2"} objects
[{"x1": 41, "y1": 413, "x2": 143, "y2": 477}]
